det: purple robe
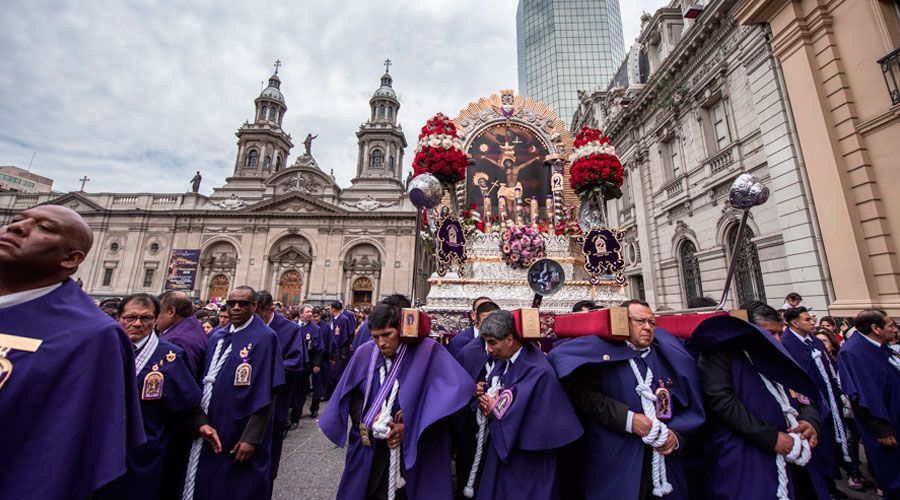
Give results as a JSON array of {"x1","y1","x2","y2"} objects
[
  {"x1": 781, "y1": 329, "x2": 840, "y2": 477},
  {"x1": 96, "y1": 340, "x2": 201, "y2": 500},
  {"x1": 477, "y1": 345, "x2": 583, "y2": 499},
  {"x1": 686, "y1": 315, "x2": 830, "y2": 500},
  {"x1": 328, "y1": 313, "x2": 353, "y2": 387},
  {"x1": 161, "y1": 315, "x2": 208, "y2": 377},
  {"x1": 447, "y1": 325, "x2": 475, "y2": 358},
  {"x1": 0, "y1": 279, "x2": 145, "y2": 499},
  {"x1": 267, "y1": 312, "x2": 307, "y2": 480},
  {"x1": 351, "y1": 318, "x2": 371, "y2": 351},
  {"x1": 549, "y1": 329, "x2": 705, "y2": 499},
  {"x1": 309, "y1": 321, "x2": 329, "y2": 399},
  {"x1": 194, "y1": 315, "x2": 285, "y2": 500},
  {"x1": 320, "y1": 338, "x2": 475, "y2": 500},
  {"x1": 838, "y1": 333, "x2": 900, "y2": 498},
  {"x1": 452, "y1": 335, "x2": 491, "y2": 494}
]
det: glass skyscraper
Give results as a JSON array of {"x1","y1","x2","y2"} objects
[{"x1": 516, "y1": 0, "x2": 626, "y2": 123}]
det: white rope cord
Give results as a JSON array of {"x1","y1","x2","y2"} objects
[
  {"x1": 745, "y1": 352, "x2": 811, "y2": 500},
  {"x1": 811, "y1": 349, "x2": 850, "y2": 462},
  {"x1": 371, "y1": 363, "x2": 405, "y2": 500},
  {"x1": 182, "y1": 337, "x2": 233, "y2": 500},
  {"x1": 628, "y1": 359, "x2": 673, "y2": 497},
  {"x1": 463, "y1": 373, "x2": 501, "y2": 498}
]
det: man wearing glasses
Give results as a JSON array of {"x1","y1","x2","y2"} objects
[
  {"x1": 549, "y1": 300, "x2": 705, "y2": 500},
  {"x1": 182, "y1": 286, "x2": 285, "y2": 500},
  {"x1": 96, "y1": 293, "x2": 222, "y2": 500}
]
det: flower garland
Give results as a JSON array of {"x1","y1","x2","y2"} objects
[
  {"x1": 499, "y1": 225, "x2": 546, "y2": 270},
  {"x1": 569, "y1": 127, "x2": 625, "y2": 201},
  {"x1": 412, "y1": 113, "x2": 469, "y2": 189}
]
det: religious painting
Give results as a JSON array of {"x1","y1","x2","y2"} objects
[
  {"x1": 434, "y1": 213, "x2": 467, "y2": 277},
  {"x1": 165, "y1": 249, "x2": 201, "y2": 292},
  {"x1": 466, "y1": 123, "x2": 551, "y2": 218},
  {"x1": 581, "y1": 228, "x2": 626, "y2": 285}
]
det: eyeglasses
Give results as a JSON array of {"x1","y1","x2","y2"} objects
[
  {"x1": 225, "y1": 300, "x2": 254, "y2": 308},
  {"x1": 629, "y1": 316, "x2": 656, "y2": 328},
  {"x1": 121, "y1": 315, "x2": 155, "y2": 324}
]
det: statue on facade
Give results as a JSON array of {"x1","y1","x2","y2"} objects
[
  {"x1": 304, "y1": 133, "x2": 318, "y2": 156},
  {"x1": 191, "y1": 171, "x2": 202, "y2": 193}
]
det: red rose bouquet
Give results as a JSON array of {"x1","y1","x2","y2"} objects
[
  {"x1": 412, "y1": 113, "x2": 469, "y2": 189},
  {"x1": 569, "y1": 127, "x2": 624, "y2": 201}
]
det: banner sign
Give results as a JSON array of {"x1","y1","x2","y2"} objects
[{"x1": 164, "y1": 249, "x2": 201, "y2": 291}]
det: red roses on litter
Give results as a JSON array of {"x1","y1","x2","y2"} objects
[
  {"x1": 569, "y1": 127, "x2": 624, "y2": 200},
  {"x1": 413, "y1": 112, "x2": 468, "y2": 186}
]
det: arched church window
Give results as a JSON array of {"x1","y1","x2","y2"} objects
[
  {"x1": 260, "y1": 106, "x2": 268, "y2": 121},
  {"x1": 263, "y1": 156, "x2": 272, "y2": 171},
  {"x1": 378, "y1": 105, "x2": 385, "y2": 117},
  {"x1": 275, "y1": 155, "x2": 283, "y2": 172},
  {"x1": 268, "y1": 107, "x2": 277, "y2": 121},
  {"x1": 370, "y1": 148, "x2": 384, "y2": 168},
  {"x1": 389, "y1": 156, "x2": 395, "y2": 169},
  {"x1": 246, "y1": 149, "x2": 259, "y2": 168},
  {"x1": 388, "y1": 106, "x2": 394, "y2": 119},
  {"x1": 679, "y1": 240, "x2": 703, "y2": 307},
  {"x1": 728, "y1": 225, "x2": 767, "y2": 305}
]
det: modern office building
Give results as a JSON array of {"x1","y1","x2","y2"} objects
[
  {"x1": 0, "y1": 165, "x2": 53, "y2": 193},
  {"x1": 516, "y1": 0, "x2": 626, "y2": 122}
]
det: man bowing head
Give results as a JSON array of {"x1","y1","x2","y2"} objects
[
  {"x1": 472, "y1": 310, "x2": 582, "y2": 500},
  {"x1": 320, "y1": 303, "x2": 474, "y2": 500}
]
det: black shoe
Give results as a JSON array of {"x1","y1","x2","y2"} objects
[{"x1": 310, "y1": 411, "x2": 318, "y2": 418}]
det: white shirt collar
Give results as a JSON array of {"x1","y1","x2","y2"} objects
[
  {"x1": 230, "y1": 317, "x2": 254, "y2": 334},
  {"x1": 264, "y1": 314, "x2": 274, "y2": 327},
  {"x1": 508, "y1": 345, "x2": 523, "y2": 365},
  {"x1": 861, "y1": 333, "x2": 883, "y2": 348},
  {"x1": 473, "y1": 326, "x2": 480, "y2": 338},
  {"x1": 789, "y1": 328, "x2": 809, "y2": 343},
  {"x1": 133, "y1": 332, "x2": 153, "y2": 351},
  {"x1": 0, "y1": 281, "x2": 64, "y2": 309}
]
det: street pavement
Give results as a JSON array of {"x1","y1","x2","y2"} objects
[{"x1": 272, "y1": 401, "x2": 881, "y2": 500}]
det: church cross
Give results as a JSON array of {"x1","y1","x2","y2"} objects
[
  {"x1": 384, "y1": 58, "x2": 392, "y2": 73},
  {"x1": 274, "y1": 59, "x2": 282, "y2": 74},
  {"x1": 78, "y1": 175, "x2": 90, "y2": 191}
]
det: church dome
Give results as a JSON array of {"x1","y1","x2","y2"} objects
[
  {"x1": 260, "y1": 73, "x2": 284, "y2": 102},
  {"x1": 373, "y1": 72, "x2": 396, "y2": 99}
]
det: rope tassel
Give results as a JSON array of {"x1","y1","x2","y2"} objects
[
  {"x1": 371, "y1": 376, "x2": 404, "y2": 500},
  {"x1": 628, "y1": 359, "x2": 673, "y2": 497},
  {"x1": 811, "y1": 349, "x2": 851, "y2": 462},
  {"x1": 464, "y1": 375, "x2": 501, "y2": 498}
]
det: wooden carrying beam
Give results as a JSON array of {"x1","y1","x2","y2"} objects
[
  {"x1": 553, "y1": 307, "x2": 630, "y2": 339},
  {"x1": 655, "y1": 310, "x2": 747, "y2": 339},
  {"x1": 511, "y1": 308, "x2": 543, "y2": 339},
  {"x1": 400, "y1": 308, "x2": 432, "y2": 342}
]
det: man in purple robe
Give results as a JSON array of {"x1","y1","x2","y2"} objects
[
  {"x1": 256, "y1": 290, "x2": 307, "y2": 483},
  {"x1": 309, "y1": 306, "x2": 331, "y2": 418},
  {"x1": 838, "y1": 309, "x2": 900, "y2": 499},
  {"x1": 782, "y1": 306, "x2": 849, "y2": 497},
  {"x1": 320, "y1": 304, "x2": 474, "y2": 500},
  {"x1": 158, "y1": 290, "x2": 208, "y2": 377},
  {"x1": 96, "y1": 293, "x2": 222, "y2": 500},
  {"x1": 446, "y1": 296, "x2": 492, "y2": 358},
  {"x1": 549, "y1": 300, "x2": 705, "y2": 499},
  {"x1": 687, "y1": 314, "x2": 829, "y2": 499},
  {"x1": 182, "y1": 286, "x2": 285, "y2": 500},
  {"x1": 292, "y1": 304, "x2": 319, "y2": 422},
  {"x1": 471, "y1": 310, "x2": 582, "y2": 499},
  {"x1": 450, "y1": 300, "x2": 500, "y2": 497},
  {"x1": 0, "y1": 205, "x2": 145, "y2": 499},
  {"x1": 328, "y1": 300, "x2": 353, "y2": 394}
]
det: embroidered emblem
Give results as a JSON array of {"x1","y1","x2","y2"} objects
[
  {"x1": 0, "y1": 334, "x2": 43, "y2": 391},
  {"x1": 602, "y1": 354, "x2": 611, "y2": 361},
  {"x1": 166, "y1": 350, "x2": 176, "y2": 363},
  {"x1": 306, "y1": 333, "x2": 311, "y2": 341},
  {"x1": 492, "y1": 388, "x2": 515, "y2": 420},
  {"x1": 655, "y1": 380, "x2": 672, "y2": 420},
  {"x1": 789, "y1": 389, "x2": 811, "y2": 405},
  {"x1": 359, "y1": 423, "x2": 372, "y2": 447},
  {"x1": 142, "y1": 370, "x2": 164, "y2": 400},
  {"x1": 0, "y1": 356, "x2": 12, "y2": 391},
  {"x1": 334, "y1": 326, "x2": 341, "y2": 337},
  {"x1": 235, "y1": 343, "x2": 253, "y2": 386}
]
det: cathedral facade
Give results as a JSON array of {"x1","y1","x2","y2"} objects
[{"x1": 0, "y1": 67, "x2": 419, "y2": 307}]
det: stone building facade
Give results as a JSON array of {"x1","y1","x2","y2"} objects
[
  {"x1": 572, "y1": 0, "x2": 833, "y2": 311},
  {"x1": 0, "y1": 66, "x2": 419, "y2": 307},
  {"x1": 737, "y1": 0, "x2": 900, "y2": 316}
]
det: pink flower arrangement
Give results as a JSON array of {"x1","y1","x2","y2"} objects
[{"x1": 499, "y1": 225, "x2": 546, "y2": 270}]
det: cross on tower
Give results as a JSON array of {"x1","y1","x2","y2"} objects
[
  {"x1": 273, "y1": 59, "x2": 282, "y2": 74},
  {"x1": 384, "y1": 59, "x2": 392, "y2": 73},
  {"x1": 78, "y1": 175, "x2": 90, "y2": 191}
]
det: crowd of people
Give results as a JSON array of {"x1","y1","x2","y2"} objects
[{"x1": 2, "y1": 205, "x2": 899, "y2": 500}]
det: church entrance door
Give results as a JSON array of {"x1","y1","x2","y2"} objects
[
  {"x1": 278, "y1": 270, "x2": 303, "y2": 306},
  {"x1": 208, "y1": 274, "x2": 229, "y2": 301},
  {"x1": 351, "y1": 277, "x2": 374, "y2": 308}
]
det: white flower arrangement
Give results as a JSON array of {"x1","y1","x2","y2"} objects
[
  {"x1": 569, "y1": 141, "x2": 617, "y2": 163},
  {"x1": 415, "y1": 133, "x2": 465, "y2": 153}
]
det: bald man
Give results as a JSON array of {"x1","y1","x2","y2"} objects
[{"x1": 0, "y1": 205, "x2": 145, "y2": 499}]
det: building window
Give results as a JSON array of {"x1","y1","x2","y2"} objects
[
  {"x1": 259, "y1": 106, "x2": 268, "y2": 121},
  {"x1": 263, "y1": 156, "x2": 271, "y2": 172},
  {"x1": 370, "y1": 148, "x2": 384, "y2": 168},
  {"x1": 388, "y1": 156, "x2": 395, "y2": 170},
  {"x1": 109, "y1": 242, "x2": 120, "y2": 253},
  {"x1": 268, "y1": 107, "x2": 277, "y2": 121},
  {"x1": 142, "y1": 268, "x2": 155, "y2": 288},
  {"x1": 149, "y1": 242, "x2": 160, "y2": 254},
  {"x1": 102, "y1": 268, "x2": 114, "y2": 287},
  {"x1": 388, "y1": 106, "x2": 394, "y2": 119},
  {"x1": 662, "y1": 138, "x2": 682, "y2": 180},
  {"x1": 378, "y1": 105, "x2": 385, "y2": 117},
  {"x1": 728, "y1": 225, "x2": 767, "y2": 305},
  {"x1": 246, "y1": 149, "x2": 259, "y2": 168},
  {"x1": 275, "y1": 155, "x2": 283, "y2": 172},
  {"x1": 710, "y1": 100, "x2": 730, "y2": 151},
  {"x1": 680, "y1": 240, "x2": 703, "y2": 306}
]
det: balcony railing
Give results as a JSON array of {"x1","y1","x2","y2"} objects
[
  {"x1": 705, "y1": 145, "x2": 735, "y2": 175},
  {"x1": 878, "y1": 47, "x2": 900, "y2": 106}
]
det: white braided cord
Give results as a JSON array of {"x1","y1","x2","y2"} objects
[
  {"x1": 628, "y1": 359, "x2": 673, "y2": 497},
  {"x1": 371, "y1": 363, "x2": 405, "y2": 500},
  {"x1": 811, "y1": 349, "x2": 850, "y2": 462},
  {"x1": 463, "y1": 373, "x2": 501, "y2": 498}
]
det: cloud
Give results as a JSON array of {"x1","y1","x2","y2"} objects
[{"x1": 0, "y1": 0, "x2": 665, "y2": 194}]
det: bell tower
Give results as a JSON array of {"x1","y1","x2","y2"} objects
[{"x1": 232, "y1": 60, "x2": 293, "y2": 178}]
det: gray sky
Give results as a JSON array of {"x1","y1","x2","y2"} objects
[{"x1": 0, "y1": 0, "x2": 666, "y2": 194}]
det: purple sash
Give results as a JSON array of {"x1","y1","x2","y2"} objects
[{"x1": 361, "y1": 344, "x2": 407, "y2": 431}]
